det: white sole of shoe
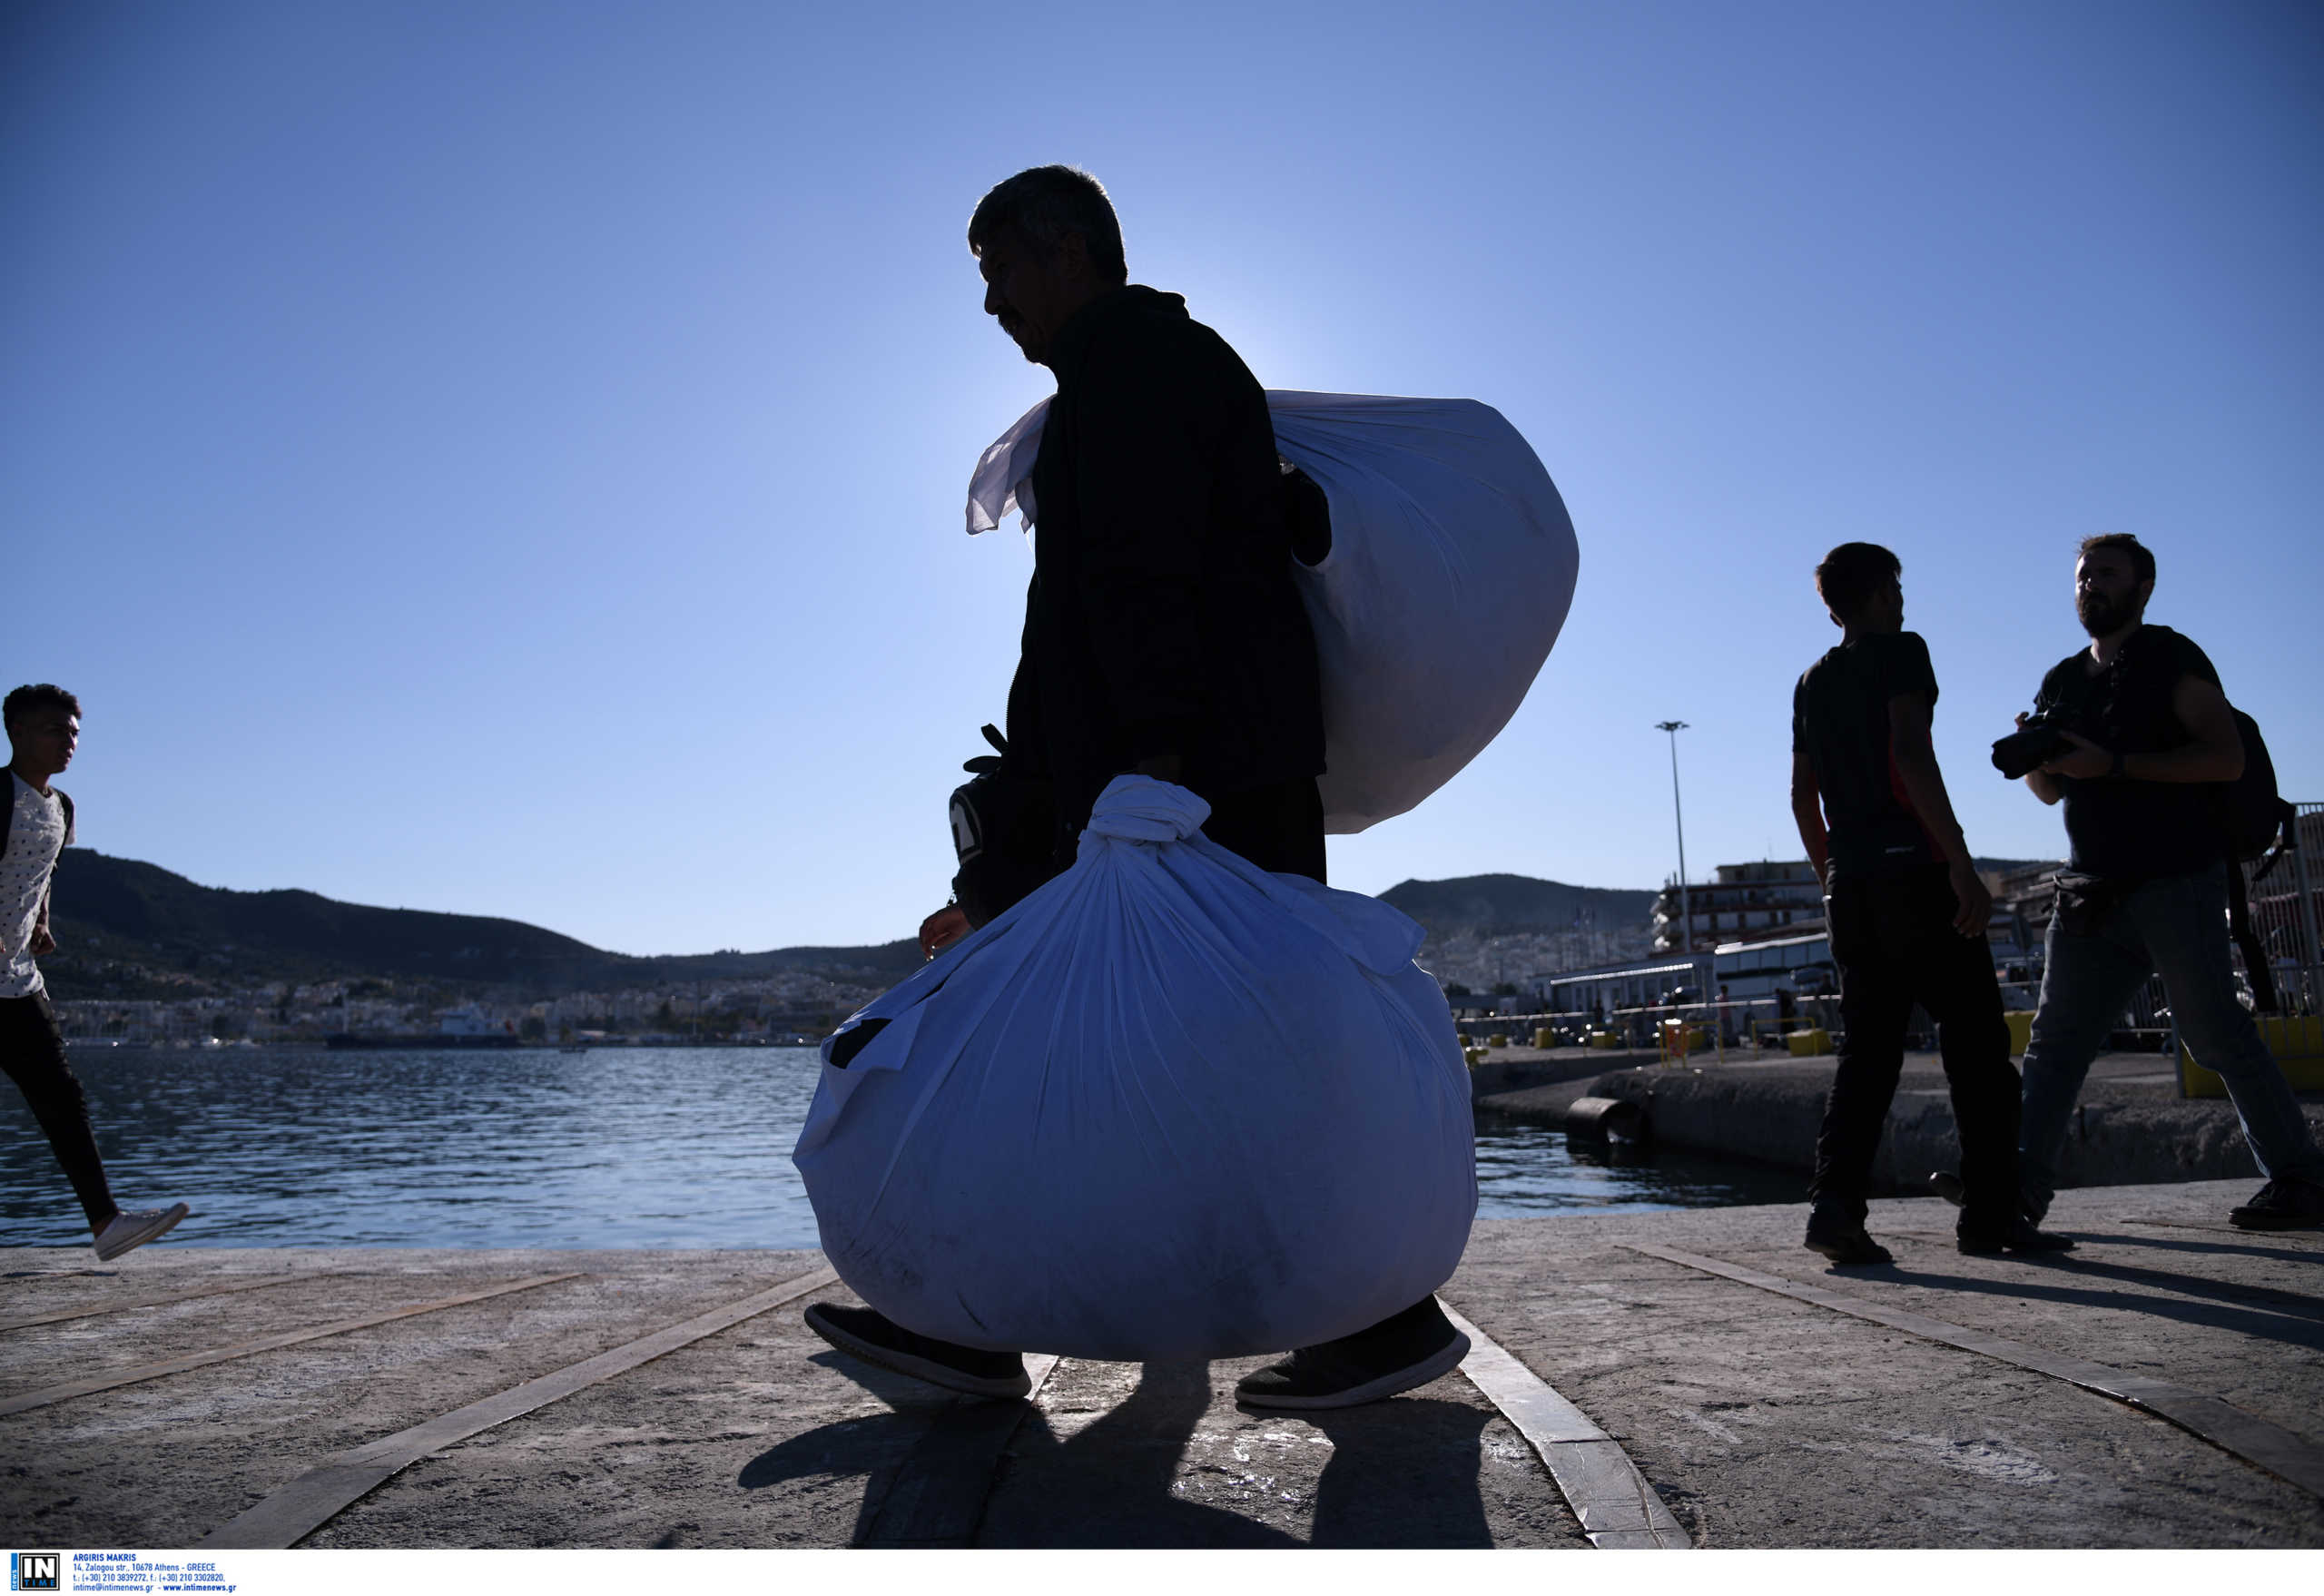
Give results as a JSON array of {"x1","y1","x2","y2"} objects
[
  {"x1": 803, "y1": 1305, "x2": 1030, "y2": 1400},
  {"x1": 1235, "y1": 1331, "x2": 1472, "y2": 1412},
  {"x1": 94, "y1": 1204, "x2": 190, "y2": 1263}
]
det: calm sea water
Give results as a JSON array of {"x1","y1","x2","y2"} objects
[{"x1": 1, "y1": 1046, "x2": 1797, "y2": 1249}]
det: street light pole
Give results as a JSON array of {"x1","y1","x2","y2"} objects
[{"x1": 1655, "y1": 720, "x2": 1691, "y2": 958}]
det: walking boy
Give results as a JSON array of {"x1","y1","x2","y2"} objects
[
  {"x1": 3, "y1": 685, "x2": 189, "y2": 1259},
  {"x1": 1789, "y1": 547, "x2": 2070, "y2": 1264}
]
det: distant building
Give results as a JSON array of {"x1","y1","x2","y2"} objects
[
  {"x1": 1652, "y1": 861, "x2": 1824, "y2": 953},
  {"x1": 1537, "y1": 929, "x2": 1839, "y2": 1018}
]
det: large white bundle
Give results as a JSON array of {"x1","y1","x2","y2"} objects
[
  {"x1": 792, "y1": 776, "x2": 1476, "y2": 1361},
  {"x1": 967, "y1": 391, "x2": 1580, "y2": 833}
]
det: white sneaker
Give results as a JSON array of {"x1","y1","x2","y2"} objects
[{"x1": 94, "y1": 1204, "x2": 191, "y2": 1262}]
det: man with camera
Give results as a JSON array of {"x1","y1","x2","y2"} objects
[
  {"x1": 1791, "y1": 544, "x2": 2066, "y2": 1264},
  {"x1": 2010, "y1": 534, "x2": 2324, "y2": 1230}
]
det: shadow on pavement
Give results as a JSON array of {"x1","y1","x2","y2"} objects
[
  {"x1": 737, "y1": 1351, "x2": 1507, "y2": 1547},
  {"x1": 1881, "y1": 1266, "x2": 2324, "y2": 1350},
  {"x1": 734, "y1": 1349, "x2": 976, "y2": 1545},
  {"x1": 982, "y1": 1358, "x2": 1300, "y2": 1547},
  {"x1": 1302, "y1": 1396, "x2": 1497, "y2": 1548},
  {"x1": 2091, "y1": 1229, "x2": 2324, "y2": 1267},
  {"x1": 2044, "y1": 1250, "x2": 2324, "y2": 1322}
]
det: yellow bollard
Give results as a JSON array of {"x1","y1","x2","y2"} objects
[{"x1": 2181, "y1": 1015, "x2": 2324, "y2": 1098}]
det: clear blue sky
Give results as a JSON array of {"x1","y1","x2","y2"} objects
[{"x1": 7, "y1": 1, "x2": 2320, "y2": 956}]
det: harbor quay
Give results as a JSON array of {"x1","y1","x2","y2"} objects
[
  {"x1": 1472, "y1": 1046, "x2": 2324, "y2": 1195},
  {"x1": 3, "y1": 1175, "x2": 2319, "y2": 1550}
]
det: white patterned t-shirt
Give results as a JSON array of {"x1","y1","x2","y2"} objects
[{"x1": 1, "y1": 773, "x2": 73, "y2": 1000}]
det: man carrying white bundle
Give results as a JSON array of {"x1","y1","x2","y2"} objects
[{"x1": 803, "y1": 164, "x2": 1472, "y2": 1409}]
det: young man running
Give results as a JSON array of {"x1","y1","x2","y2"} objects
[{"x1": 3, "y1": 684, "x2": 189, "y2": 1260}]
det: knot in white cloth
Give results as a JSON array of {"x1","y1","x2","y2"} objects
[{"x1": 1080, "y1": 774, "x2": 1212, "y2": 846}]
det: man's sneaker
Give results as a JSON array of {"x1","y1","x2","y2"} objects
[
  {"x1": 1931, "y1": 1171, "x2": 2059, "y2": 1233},
  {"x1": 1235, "y1": 1296, "x2": 1470, "y2": 1411},
  {"x1": 802, "y1": 1302, "x2": 1030, "y2": 1399},
  {"x1": 1803, "y1": 1213, "x2": 1894, "y2": 1267},
  {"x1": 2228, "y1": 1177, "x2": 2324, "y2": 1231},
  {"x1": 93, "y1": 1204, "x2": 190, "y2": 1262},
  {"x1": 1957, "y1": 1217, "x2": 2075, "y2": 1255}
]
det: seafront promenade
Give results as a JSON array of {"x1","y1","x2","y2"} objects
[{"x1": 5, "y1": 1171, "x2": 2319, "y2": 1549}]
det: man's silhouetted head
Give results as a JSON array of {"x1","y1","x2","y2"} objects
[
  {"x1": 2074, "y1": 533, "x2": 2153, "y2": 640},
  {"x1": 1814, "y1": 542, "x2": 1904, "y2": 634},
  {"x1": 4, "y1": 684, "x2": 80, "y2": 785},
  {"x1": 969, "y1": 166, "x2": 1126, "y2": 366}
]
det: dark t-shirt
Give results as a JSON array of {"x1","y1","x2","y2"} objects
[
  {"x1": 1793, "y1": 631, "x2": 1941, "y2": 879},
  {"x1": 2032, "y1": 625, "x2": 2223, "y2": 880}
]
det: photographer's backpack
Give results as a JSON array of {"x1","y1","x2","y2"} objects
[{"x1": 2224, "y1": 708, "x2": 2299, "y2": 1011}]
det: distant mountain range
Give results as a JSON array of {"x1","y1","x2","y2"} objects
[
  {"x1": 45, "y1": 850, "x2": 925, "y2": 1000},
  {"x1": 1374, "y1": 862, "x2": 2054, "y2": 940},
  {"x1": 54, "y1": 849, "x2": 2062, "y2": 1003},
  {"x1": 1376, "y1": 873, "x2": 1658, "y2": 936}
]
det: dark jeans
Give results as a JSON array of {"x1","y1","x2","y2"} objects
[
  {"x1": 1812, "y1": 865, "x2": 2020, "y2": 1231},
  {"x1": 2020, "y1": 862, "x2": 2324, "y2": 1220},
  {"x1": 2, "y1": 990, "x2": 118, "y2": 1227}
]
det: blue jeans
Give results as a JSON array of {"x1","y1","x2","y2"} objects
[{"x1": 2019, "y1": 862, "x2": 2324, "y2": 1219}]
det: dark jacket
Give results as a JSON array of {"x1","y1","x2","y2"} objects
[{"x1": 1002, "y1": 285, "x2": 1324, "y2": 840}]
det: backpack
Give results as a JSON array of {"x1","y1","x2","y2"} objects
[
  {"x1": 2226, "y1": 709, "x2": 2295, "y2": 863},
  {"x1": 2223, "y1": 709, "x2": 2297, "y2": 1012}
]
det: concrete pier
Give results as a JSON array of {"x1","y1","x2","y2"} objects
[
  {"x1": 5, "y1": 1177, "x2": 2319, "y2": 1549},
  {"x1": 1475, "y1": 1048, "x2": 2324, "y2": 1195}
]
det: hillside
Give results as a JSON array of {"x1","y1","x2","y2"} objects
[
  {"x1": 1377, "y1": 873, "x2": 1657, "y2": 936},
  {"x1": 44, "y1": 850, "x2": 923, "y2": 999}
]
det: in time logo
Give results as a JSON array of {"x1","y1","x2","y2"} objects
[{"x1": 9, "y1": 1553, "x2": 61, "y2": 1592}]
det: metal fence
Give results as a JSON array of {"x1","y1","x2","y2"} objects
[
  {"x1": 2231, "y1": 800, "x2": 2324, "y2": 1017},
  {"x1": 1452, "y1": 997, "x2": 1843, "y2": 1060}
]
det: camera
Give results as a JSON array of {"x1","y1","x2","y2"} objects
[{"x1": 1991, "y1": 711, "x2": 2073, "y2": 780}]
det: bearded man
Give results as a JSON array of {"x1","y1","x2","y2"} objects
[{"x1": 2014, "y1": 534, "x2": 2324, "y2": 1230}]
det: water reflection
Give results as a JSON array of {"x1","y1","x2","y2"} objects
[
  {"x1": 0, "y1": 1045, "x2": 823, "y2": 1249},
  {"x1": 2, "y1": 1047, "x2": 1798, "y2": 1249},
  {"x1": 1472, "y1": 1118, "x2": 1801, "y2": 1214}
]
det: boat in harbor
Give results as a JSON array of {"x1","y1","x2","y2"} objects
[{"x1": 326, "y1": 1003, "x2": 521, "y2": 1050}]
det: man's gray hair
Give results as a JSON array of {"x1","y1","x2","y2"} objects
[{"x1": 968, "y1": 165, "x2": 1128, "y2": 285}]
